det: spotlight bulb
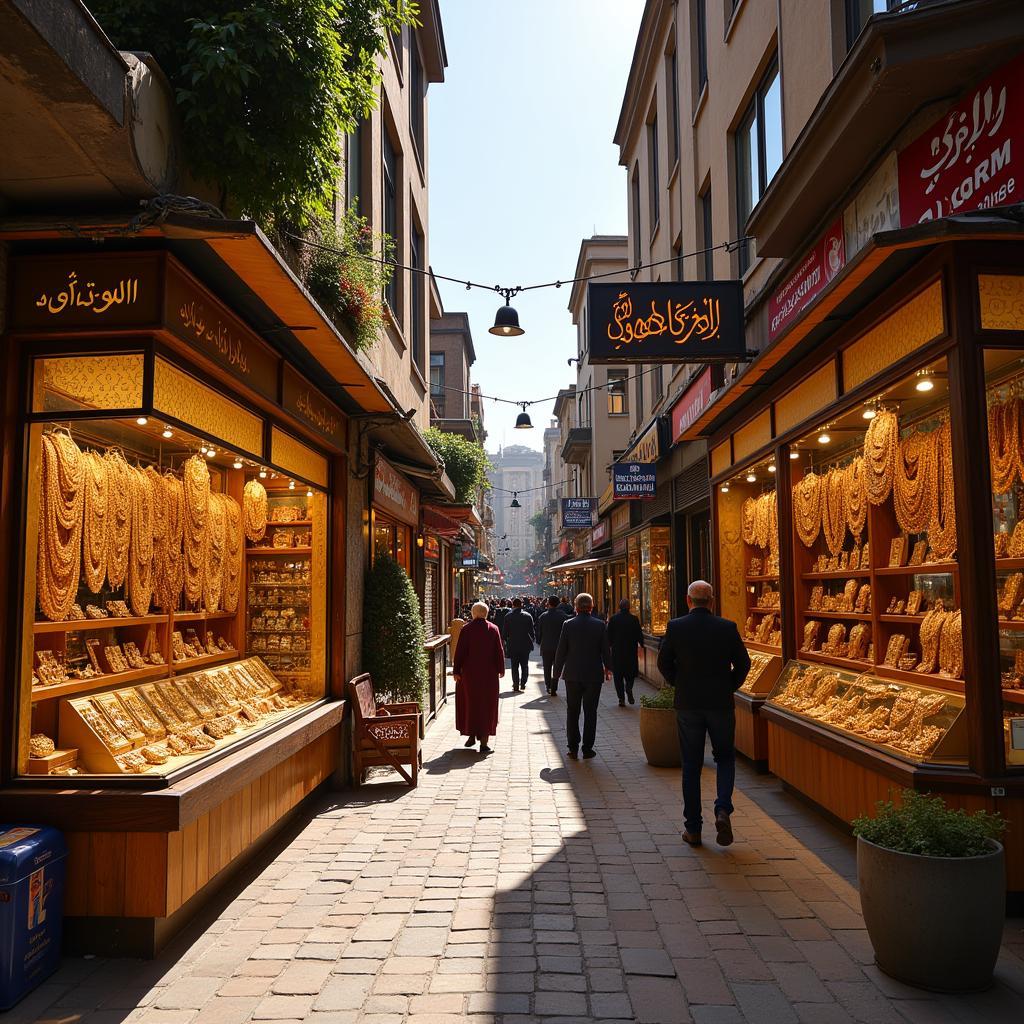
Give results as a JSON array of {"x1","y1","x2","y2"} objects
[
  {"x1": 258, "y1": 468, "x2": 267, "y2": 479},
  {"x1": 915, "y1": 376, "x2": 935, "y2": 393},
  {"x1": 306, "y1": 489, "x2": 313, "y2": 497},
  {"x1": 862, "y1": 407, "x2": 877, "y2": 420},
  {"x1": 768, "y1": 464, "x2": 776, "y2": 473},
  {"x1": 818, "y1": 433, "x2": 831, "y2": 445},
  {"x1": 205, "y1": 448, "x2": 215, "y2": 458},
  {"x1": 720, "y1": 484, "x2": 730, "y2": 493},
  {"x1": 789, "y1": 451, "x2": 799, "y2": 460},
  {"x1": 746, "y1": 473, "x2": 756, "y2": 483},
  {"x1": 161, "y1": 428, "x2": 173, "y2": 439},
  {"x1": 233, "y1": 460, "x2": 243, "y2": 470},
  {"x1": 136, "y1": 416, "x2": 148, "y2": 426},
  {"x1": 289, "y1": 480, "x2": 296, "y2": 490}
]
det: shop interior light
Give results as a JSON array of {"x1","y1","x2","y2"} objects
[
  {"x1": 746, "y1": 473, "x2": 756, "y2": 483},
  {"x1": 232, "y1": 459, "x2": 243, "y2": 470},
  {"x1": 915, "y1": 372, "x2": 935, "y2": 393},
  {"x1": 136, "y1": 416, "x2": 148, "y2": 426},
  {"x1": 258, "y1": 468, "x2": 267, "y2": 479},
  {"x1": 720, "y1": 484, "x2": 730, "y2": 493},
  {"x1": 789, "y1": 450, "x2": 799, "y2": 459},
  {"x1": 306, "y1": 489, "x2": 313, "y2": 497},
  {"x1": 817, "y1": 431, "x2": 831, "y2": 445},
  {"x1": 862, "y1": 405, "x2": 877, "y2": 420},
  {"x1": 288, "y1": 480, "x2": 296, "y2": 490},
  {"x1": 767, "y1": 464, "x2": 776, "y2": 473},
  {"x1": 205, "y1": 448, "x2": 216, "y2": 458},
  {"x1": 416, "y1": 534, "x2": 425, "y2": 548},
  {"x1": 161, "y1": 427, "x2": 173, "y2": 439}
]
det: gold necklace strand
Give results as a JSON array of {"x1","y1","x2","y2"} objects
[
  {"x1": 145, "y1": 466, "x2": 168, "y2": 610},
  {"x1": 162, "y1": 472, "x2": 185, "y2": 610},
  {"x1": 989, "y1": 397, "x2": 1018, "y2": 494},
  {"x1": 37, "y1": 432, "x2": 85, "y2": 620},
  {"x1": 893, "y1": 426, "x2": 938, "y2": 534},
  {"x1": 845, "y1": 456, "x2": 867, "y2": 540},
  {"x1": 793, "y1": 471, "x2": 823, "y2": 548},
  {"x1": 183, "y1": 455, "x2": 210, "y2": 605},
  {"x1": 822, "y1": 467, "x2": 848, "y2": 555},
  {"x1": 742, "y1": 497, "x2": 757, "y2": 546},
  {"x1": 222, "y1": 494, "x2": 243, "y2": 613},
  {"x1": 243, "y1": 478, "x2": 268, "y2": 542},
  {"x1": 753, "y1": 493, "x2": 771, "y2": 550},
  {"x1": 938, "y1": 609, "x2": 963, "y2": 678},
  {"x1": 864, "y1": 408, "x2": 899, "y2": 505},
  {"x1": 768, "y1": 491, "x2": 779, "y2": 558},
  {"x1": 916, "y1": 605, "x2": 947, "y2": 674},
  {"x1": 104, "y1": 449, "x2": 132, "y2": 588},
  {"x1": 204, "y1": 491, "x2": 227, "y2": 612},
  {"x1": 127, "y1": 466, "x2": 155, "y2": 615},
  {"x1": 81, "y1": 449, "x2": 108, "y2": 593},
  {"x1": 929, "y1": 417, "x2": 957, "y2": 560}
]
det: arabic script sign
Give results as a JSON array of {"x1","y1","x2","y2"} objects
[
  {"x1": 898, "y1": 54, "x2": 1023, "y2": 226},
  {"x1": 587, "y1": 281, "x2": 745, "y2": 364},
  {"x1": 613, "y1": 462, "x2": 657, "y2": 500},
  {"x1": 671, "y1": 368, "x2": 714, "y2": 442},
  {"x1": 768, "y1": 217, "x2": 845, "y2": 342},
  {"x1": 561, "y1": 497, "x2": 596, "y2": 530},
  {"x1": 373, "y1": 454, "x2": 420, "y2": 527},
  {"x1": 281, "y1": 364, "x2": 345, "y2": 450}
]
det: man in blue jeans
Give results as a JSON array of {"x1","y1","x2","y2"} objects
[{"x1": 657, "y1": 581, "x2": 751, "y2": 847}]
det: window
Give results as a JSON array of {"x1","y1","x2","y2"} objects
[
  {"x1": 429, "y1": 352, "x2": 444, "y2": 398},
  {"x1": 578, "y1": 388, "x2": 592, "y2": 428},
  {"x1": 652, "y1": 364, "x2": 664, "y2": 403},
  {"x1": 382, "y1": 128, "x2": 399, "y2": 315},
  {"x1": 846, "y1": 1, "x2": 894, "y2": 50},
  {"x1": 667, "y1": 50, "x2": 680, "y2": 167},
  {"x1": 694, "y1": 0, "x2": 708, "y2": 95},
  {"x1": 607, "y1": 371, "x2": 628, "y2": 415},
  {"x1": 672, "y1": 237, "x2": 684, "y2": 282},
  {"x1": 700, "y1": 189, "x2": 714, "y2": 281},
  {"x1": 410, "y1": 41, "x2": 425, "y2": 159},
  {"x1": 636, "y1": 369, "x2": 645, "y2": 424},
  {"x1": 410, "y1": 222, "x2": 424, "y2": 367},
  {"x1": 631, "y1": 165, "x2": 642, "y2": 268},
  {"x1": 734, "y1": 59, "x2": 782, "y2": 273},
  {"x1": 345, "y1": 122, "x2": 363, "y2": 213},
  {"x1": 648, "y1": 113, "x2": 660, "y2": 235}
]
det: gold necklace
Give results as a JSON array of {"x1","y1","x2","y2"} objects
[
  {"x1": 204, "y1": 491, "x2": 227, "y2": 612},
  {"x1": 183, "y1": 455, "x2": 210, "y2": 606},
  {"x1": 162, "y1": 472, "x2": 185, "y2": 610},
  {"x1": 243, "y1": 478, "x2": 268, "y2": 542},
  {"x1": 845, "y1": 456, "x2": 867, "y2": 540},
  {"x1": 104, "y1": 449, "x2": 132, "y2": 588},
  {"x1": 742, "y1": 497, "x2": 757, "y2": 546},
  {"x1": 864, "y1": 409, "x2": 899, "y2": 505},
  {"x1": 793, "y1": 471, "x2": 822, "y2": 548},
  {"x1": 893, "y1": 427, "x2": 937, "y2": 534},
  {"x1": 81, "y1": 449, "x2": 108, "y2": 593},
  {"x1": 222, "y1": 495, "x2": 243, "y2": 613},
  {"x1": 822, "y1": 467, "x2": 847, "y2": 555},
  {"x1": 990, "y1": 396, "x2": 1019, "y2": 494},
  {"x1": 916, "y1": 604, "x2": 947, "y2": 674},
  {"x1": 37, "y1": 432, "x2": 84, "y2": 621},
  {"x1": 929, "y1": 418, "x2": 957, "y2": 560},
  {"x1": 126, "y1": 466, "x2": 154, "y2": 615}
]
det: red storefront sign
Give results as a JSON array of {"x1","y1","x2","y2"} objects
[
  {"x1": 767, "y1": 218, "x2": 845, "y2": 343},
  {"x1": 898, "y1": 54, "x2": 1023, "y2": 226},
  {"x1": 373, "y1": 454, "x2": 419, "y2": 526},
  {"x1": 671, "y1": 368, "x2": 714, "y2": 442},
  {"x1": 591, "y1": 519, "x2": 610, "y2": 548}
]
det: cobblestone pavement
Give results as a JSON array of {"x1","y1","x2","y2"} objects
[{"x1": 18, "y1": 652, "x2": 1024, "y2": 1023}]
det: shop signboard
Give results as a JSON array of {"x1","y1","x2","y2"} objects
[
  {"x1": 611, "y1": 504, "x2": 630, "y2": 536},
  {"x1": 767, "y1": 218, "x2": 845, "y2": 343},
  {"x1": 373, "y1": 454, "x2": 420, "y2": 526},
  {"x1": 423, "y1": 535, "x2": 440, "y2": 560},
  {"x1": 613, "y1": 461, "x2": 656, "y2": 500},
  {"x1": 459, "y1": 540, "x2": 478, "y2": 568},
  {"x1": 591, "y1": 518, "x2": 610, "y2": 547},
  {"x1": 561, "y1": 497, "x2": 596, "y2": 529},
  {"x1": 898, "y1": 53, "x2": 1023, "y2": 226},
  {"x1": 612, "y1": 536, "x2": 627, "y2": 556},
  {"x1": 671, "y1": 367, "x2": 714, "y2": 442},
  {"x1": 281, "y1": 364, "x2": 346, "y2": 450},
  {"x1": 559, "y1": 538, "x2": 570, "y2": 558},
  {"x1": 586, "y1": 281, "x2": 746, "y2": 364}
]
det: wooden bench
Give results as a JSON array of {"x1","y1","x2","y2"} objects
[{"x1": 347, "y1": 674, "x2": 421, "y2": 787}]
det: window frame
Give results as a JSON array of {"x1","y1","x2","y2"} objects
[
  {"x1": 647, "y1": 111, "x2": 660, "y2": 239},
  {"x1": 382, "y1": 126, "x2": 400, "y2": 317},
  {"x1": 409, "y1": 38, "x2": 425, "y2": 163},
  {"x1": 429, "y1": 351, "x2": 444, "y2": 400},
  {"x1": 607, "y1": 371, "x2": 629, "y2": 416},
  {"x1": 345, "y1": 122, "x2": 363, "y2": 215},
  {"x1": 410, "y1": 220, "x2": 425, "y2": 371},
  {"x1": 631, "y1": 165, "x2": 642, "y2": 269},
  {"x1": 667, "y1": 49, "x2": 680, "y2": 168},
  {"x1": 700, "y1": 189, "x2": 714, "y2": 281},
  {"x1": 695, "y1": 0, "x2": 708, "y2": 94}
]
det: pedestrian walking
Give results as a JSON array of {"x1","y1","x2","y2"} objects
[
  {"x1": 452, "y1": 601, "x2": 505, "y2": 754},
  {"x1": 607, "y1": 598, "x2": 644, "y2": 706},
  {"x1": 538, "y1": 596, "x2": 569, "y2": 695},
  {"x1": 657, "y1": 580, "x2": 751, "y2": 847},
  {"x1": 501, "y1": 598, "x2": 536, "y2": 692},
  {"x1": 553, "y1": 592, "x2": 612, "y2": 760},
  {"x1": 494, "y1": 599, "x2": 510, "y2": 635},
  {"x1": 557, "y1": 595, "x2": 574, "y2": 618}
]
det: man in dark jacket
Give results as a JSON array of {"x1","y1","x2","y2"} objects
[
  {"x1": 557, "y1": 596, "x2": 574, "y2": 618},
  {"x1": 553, "y1": 593, "x2": 613, "y2": 760},
  {"x1": 538, "y1": 596, "x2": 569, "y2": 696},
  {"x1": 607, "y1": 599, "x2": 644, "y2": 706},
  {"x1": 502, "y1": 598, "x2": 536, "y2": 692},
  {"x1": 493, "y1": 599, "x2": 510, "y2": 635},
  {"x1": 657, "y1": 580, "x2": 751, "y2": 848}
]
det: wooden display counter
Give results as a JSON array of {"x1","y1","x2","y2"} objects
[{"x1": 734, "y1": 692, "x2": 769, "y2": 767}]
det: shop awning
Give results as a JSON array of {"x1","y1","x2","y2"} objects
[
  {"x1": 544, "y1": 546, "x2": 613, "y2": 574},
  {"x1": 422, "y1": 505, "x2": 464, "y2": 537}
]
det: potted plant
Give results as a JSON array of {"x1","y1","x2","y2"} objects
[
  {"x1": 638, "y1": 685, "x2": 680, "y2": 768},
  {"x1": 853, "y1": 790, "x2": 1006, "y2": 992}
]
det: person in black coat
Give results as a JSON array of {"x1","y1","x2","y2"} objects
[
  {"x1": 557, "y1": 596, "x2": 574, "y2": 618},
  {"x1": 657, "y1": 580, "x2": 751, "y2": 848},
  {"x1": 553, "y1": 593, "x2": 613, "y2": 759},
  {"x1": 493, "y1": 599, "x2": 510, "y2": 635},
  {"x1": 607, "y1": 599, "x2": 644, "y2": 706},
  {"x1": 502, "y1": 599, "x2": 536, "y2": 692},
  {"x1": 537, "y1": 596, "x2": 569, "y2": 696}
]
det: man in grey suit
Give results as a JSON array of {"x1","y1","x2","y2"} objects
[{"x1": 553, "y1": 593, "x2": 613, "y2": 760}]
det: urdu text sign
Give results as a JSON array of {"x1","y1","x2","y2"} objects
[
  {"x1": 613, "y1": 462, "x2": 656, "y2": 500},
  {"x1": 586, "y1": 281, "x2": 746, "y2": 364}
]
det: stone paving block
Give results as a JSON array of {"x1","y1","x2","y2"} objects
[
  {"x1": 468, "y1": 992, "x2": 530, "y2": 1014},
  {"x1": 534, "y1": 991, "x2": 588, "y2": 1015},
  {"x1": 313, "y1": 976, "x2": 374, "y2": 1012},
  {"x1": 689, "y1": 1006, "x2": 746, "y2": 1023},
  {"x1": 674, "y1": 957, "x2": 734, "y2": 1005},
  {"x1": 589, "y1": 991, "x2": 634, "y2": 1019},
  {"x1": 271, "y1": 962, "x2": 332, "y2": 995},
  {"x1": 252, "y1": 995, "x2": 316, "y2": 1020},
  {"x1": 621, "y1": 947, "x2": 676, "y2": 977},
  {"x1": 626, "y1": 977, "x2": 692, "y2": 1023}
]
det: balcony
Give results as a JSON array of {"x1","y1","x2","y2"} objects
[{"x1": 561, "y1": 426, "x2": 592, "y2": 466}]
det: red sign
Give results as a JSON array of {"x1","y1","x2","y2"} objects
[
  {"x1": 423, "y1": 535, "x2": 440, "y2": 560},
  {"x1": 768, "y1": 218, "x2": 845, "y2": 342},
  {"x1": 373, "y1": 454, "x2": 419, "y2": 527},
  {"x1": 898, "y1": 55, "x2": 1022, "y2": 226},
  {"x1": 559, "y1": 538, "x2": 570, "y2": 558},
  {"x1": 671, "y1": 368, "x2": 714, "y2": 442},
  {"x1": 591, "y1": 519, "x2": 610, "y2": 548}
]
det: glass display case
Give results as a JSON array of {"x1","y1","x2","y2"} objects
[
  {"x1": 628, "y1": 526, "x2": 671, "y2": 635},
  {"x1": 766, "y1": 659, "x2": 967, "y2": 764},
  {"x1": 737, "y1": 650, "x2": 783, "y2": 697}
]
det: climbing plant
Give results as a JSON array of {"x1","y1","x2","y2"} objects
[{"x1": 422, "y1": 428, "x2": 491, "y2": 505}]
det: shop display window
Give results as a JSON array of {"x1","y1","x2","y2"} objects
[
  {"x1": 715, "y1": 455, "x2": 781, "y2": 654},
  {"x1": 983, "y1": 350, "x2": 1024, "y2": 768},
  {"x1": 787, "y1": 358, "x2": 961, "y2": 691},
  {"x1": 766, "y1": 659, "x2": 966, "y2": 765},
  {"x1": 22, "y1": 358, "x2": 328, "y2": 780},
  {"x1": 628, "y1": 526, "x2": 671, "y2": 635},
  {"x1": 372, "y1": 513, "x2": 410, "y2": 571}
]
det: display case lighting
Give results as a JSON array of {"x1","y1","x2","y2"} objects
[
  {"x1": 136, "y1": 416, "x2": 148, "y2": 426},
  {"x1": 767, "y1": 463, "x2": 776, "y2": 473},
  {"x1": 817, "y1": 431, "x2": 831, "y2": 445},
  {"x1": 258, "y1": 468, "x2": 267, "y2": 479},
  {"x1": 789, "y1": 450, "x2": 799, "y2": 459},
  {"x1": 288, "y1": 480, "x2": 296, "y2": 490},
  {"x1": 161, "y1": 426, "x2": 173, "y2": 439},
  {"x1": 233, "y1": 459, "x2": 243, "y2": 470},
  {"x1": 720, "y1": 484, "x2": 730, "y2": 493},
  {"x1": 306, "y1": 489, "x2": 313, "y2": 497},
  {"x1": 862, "y1": 405, "x2": 877, "y2": 420},
  {"x1": 746, "y1": 473, "x2": 757, "y2": 483},
  {"x1": 915, "y1": 372, "x2": 935, "y2": 393}
]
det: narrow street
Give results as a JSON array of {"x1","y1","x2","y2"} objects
[{"x1": 15, "y1": 652, "x2": 1023, "y2": 1024}]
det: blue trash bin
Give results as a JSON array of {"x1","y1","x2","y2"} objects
[{"x1": 0, "y1": 825, "x2": 66, "y2": 1010}]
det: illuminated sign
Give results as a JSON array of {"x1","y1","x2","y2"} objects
[
  {"x1": 671, "y1": 368, "x2": 714, "y2": 442},
  {"x1": 613, "y1": 462, "x2": 656, "y2": 500},
  {"x1": 587, "y1": 281, "x2": 745, "y2": 364},
  {"x1": 561, "y1": 497, "x2": 596, "y2": 530},
  {"x1": 768, "y1": 218, "x2": 845, "y2": 342}
]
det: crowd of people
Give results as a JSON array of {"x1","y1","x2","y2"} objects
[{"x1": 451, "y1": 582, "x2": 752, "y2": 848}]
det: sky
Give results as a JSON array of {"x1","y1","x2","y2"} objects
[{"x1": 428, "y1": 0, "x2": 646, "y2": 453}]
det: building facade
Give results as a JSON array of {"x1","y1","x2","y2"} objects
[{"x1": 487, "y1": 445, "x2": 545, "y2": 584}]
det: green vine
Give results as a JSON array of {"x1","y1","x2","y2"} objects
[{"x1": 422, "y1": 428, "x2": 492, "y2": 504}]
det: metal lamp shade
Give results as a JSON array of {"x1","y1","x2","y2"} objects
[
  {"x1": 489, "y1": 304, "x2": 524, "y2": 337},
  {"x1": 510, "y1": 497, "x2": 522, "y2": 508},
  {"x1": 514, "y1": 410, "x2": 533, "y2": 429}
]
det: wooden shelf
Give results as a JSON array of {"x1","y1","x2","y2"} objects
[
  {"x1": 750, "y1": 607, "x2": 781, "y2": 616},
  {"x1": 249, "y1": 582, "x2": 310, "y2": 589},
  {"x1": 875, "y1": 562, "x2": 959, "y2": 576},
  {"x1": 34, "y1": 614, "x2": 165, "y2": 635},
  {"x1": 1003, "y1": 689, "x2": 1024, "y2": 706},
  {"x1": 173, "y1": 610, "x2": 235, "y2": 622},
  {"x1": 265, "y1": 519, "x2": 312, "y2": 527},
  {"x1": 875, "y1": 663, "x2": 965, "y2": 690},
  {"x1": 171, "y1": 650, "x2": 237, "y2": 672},
  {"x1": 802, "y1": 570, "x2": 871, "y2": 580},
  {"x1": 246, "y1": 547, "x2": 312, "y2": 556},
  {"x1": 879, "y1": 613, "x2": 927, "y2": 624},
  {"x1": 998, "y1": 619, "x2": 1024, "y2": 631},
  {"x1": 31, "y1": 664, "x2": 166, "y2": 703},
  {"x1": 995, "y1": 557, "x2": 1024, "y2": 572},
  {"x1": 744, "y1": 640, "x2": 782, "y2": 656},
  {"x1": 798, "y1": 649, "x2": 873, "y2": 673},
  {"x1": 246, "y1": 629, "x2": 308, "y2": 636},
  {"x1": 802, "y1": 610, "x2": 871, "y2": 621},
  {"x1": 746, "y1": 575, "x2": 779, "y2": 583}
]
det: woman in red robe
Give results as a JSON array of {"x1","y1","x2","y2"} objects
[{"x1": 453, "y1": 601, "x2": 505, "y2": 754}]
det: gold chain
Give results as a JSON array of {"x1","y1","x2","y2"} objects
[
  {"x1": 37, "y1": 432, "x2": 84, "y2": 621},
  {"x1": 81, "y1": 450, "x2": 108, "y2": 593},
  {"x1": 243, "y1": 478, "x2": 268, "y2": 542},
  {"x1": 793, "y1": 471, "x2": 822, "y2": 548},
  {"x1": 864, "y1": 409, "x2": 899, "y2": 505}
]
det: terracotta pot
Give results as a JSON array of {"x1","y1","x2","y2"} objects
[
  {"x1": 639, "y1": 705, "x2": 680, "y2": 768},
  {"x1": 857, "y1": 835, "x2": 1005, "y2": 992}
]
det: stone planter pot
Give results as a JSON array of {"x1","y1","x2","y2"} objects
[
  {"x1": 857, "y1": 835, "x2": 1005, "y2": 992},
  {"x1": 639, "y1": 705, "x2": 680, "y2": 768}
]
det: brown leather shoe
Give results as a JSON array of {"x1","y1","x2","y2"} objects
[
  {"x1": 682, "y1": 830, "x2": 702, "y2": 847},
  {"x1": 715, "y1": 810, "x2": 734, "y2": 846}
]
